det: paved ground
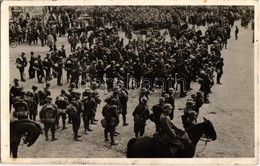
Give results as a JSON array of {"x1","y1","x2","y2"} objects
[{"x1": 9, "y1": 20, "x2": 255, "y2": 158}]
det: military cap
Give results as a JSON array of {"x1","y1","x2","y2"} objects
[
  {"x1": 159, "y1": 97, "x2": 165, "y2": 102},
  {"x1": 14, "y1": 78, "x2": 19, "y2": 82},
  {"x1": 163, "y1": 103, "x2": 173, "y2": 110},
  {"x1": 169, "y1": 88, "x2": 174, "y2": 92},
  {"x1": 46, "y1": 96, "x2": 52, "y2": 100}
]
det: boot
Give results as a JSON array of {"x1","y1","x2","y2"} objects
[
  {"x1": 62, "y1": 122, "x2": 67, "y2": 129},
  {"x1": 110, "y1": 133, "x2": 118, "y2": 146},
  {"x1": 45, "y1": 131, "x2": 49, "y2": 141},
  {"x1": 104, "y1": 131, "x2": 109, "y2": 142},
  {"x1": 51, "y1": 132, "x2": 57, "y2": 141},
  {"x1": 123, "y1": 115, "x2": 128, "y2": 126}
]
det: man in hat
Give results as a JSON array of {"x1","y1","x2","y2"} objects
[
  {"x1": 151, "y1": 97, "x2": 165, "y2": 132},
  {"x1": 117, "y1": 81, "x2": 129, "y2": 126},
  {"x1": 34, "y1": 55, "x2": 45, "y2": 83},
  {"x1": 10, "y1": 78, "x2": 24, "y2": 104},
  {"x1": 82, "y1": 89, "x2": 96, "y2": 134},
  {"x1": 30, "y1": 85, "x2": 39, "y2": 121},
  {"x1": 13, "y1": 91, "x2": 30, "y2": 120},
  {"x1": 132, "y1": 97, "x2": 150, "y2": 137},
  {"x1": 216, "y1": 58, "x2": 224, "y2": 84},
  {"x1": 102, "y1": 98, "x2": 120, "y2": 146},
  {"x1": 16, "y1": 52, "x2": 27, "y2": 82},
  {"x1": 43, "y1": 53, "x2": 53, "y2": 81},
  {"x1": 40, "y1": 96, "x2": 58, "y2": 141},
  {"x1": 67, "y1": 96, "x2": 82, "y2": 141},
  {"x1": 159, "y1": 104, "x2": 186, "y2": 149},
  {"x1": 194, "y1": 91, "x2": 203, "y2": 114},
  {"x1": 28, "y1": 51, "x2": 36, "y2": 79},
  {"x1": 55, "y1": 89, "x2": 69, "y2": 129}
]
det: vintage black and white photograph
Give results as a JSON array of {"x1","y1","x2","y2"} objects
[{"x1": 1, "y1": 0, "x2": 259, "y2": 164}]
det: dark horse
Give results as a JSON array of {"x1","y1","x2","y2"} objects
[
  {"x1": 126, "y1": 117, "x2": 217, "y2": 158},
  {"x1": 10, "y1": 119, "x2": 42, "y2": 158}
]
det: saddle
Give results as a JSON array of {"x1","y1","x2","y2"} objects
[{"x1": 153, "y1": 132, "x2": 181, "y2": 156}]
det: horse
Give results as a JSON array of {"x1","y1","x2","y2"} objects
[
  {"x1": 10, "y1": 119, "x2": 43, "y2": 158},
  {"x1": 126, "y1": 117, "x2": 217, "y2": 158}
]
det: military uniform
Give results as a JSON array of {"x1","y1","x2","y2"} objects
[
  {"x1": 16, "y1": 52, "x2": 27, "y2": 82},
  {"x1": 40, "y1": 97, "x2": 58, "y2": 141},
  {"x1": 102, "y1": 101, "x2": 119, "y2": 145},
  {"x1": 132, "y1": 98, "x2": 150, "y2": 137}
]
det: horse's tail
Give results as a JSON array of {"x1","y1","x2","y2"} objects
[{"x1": 126, "y1": 138, "x2": 137, "y2": 158}]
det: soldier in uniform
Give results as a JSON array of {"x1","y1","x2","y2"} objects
[
  {"x1": 34, "y1": 55, "x2": 45, "y2": 83},
  {"x1": 82, "y1": 89, "x2": 96, "y2": 134},
  {"x1": 195, "y1": 91, "x2": 204, "y2": 114},
  {"x1": 30, "y1": 85, "x2": 39, "y2": 121},
  {"x1": 67, "y1": 93, "x2": 82, "y2": 141},
  {"x1": 16, "y1": 52, "x2": 27, "y2": 82},
  {"x1": 151, "y1": 97, "x2": 165, "y2": 132},
  {"x1": 38, "y1": 83, "x2": 51, "y2": 106},
  {"x1": 55, "y1": 90, "x2": 69, "y2": 129},
  {"x1": 216, "y1": 58, "x2": 224, "y2": 84},
  {"x1": 13, "y1": 91, "x2": 30, "y2": 120},
  {"x1": 105, "y1": 61, "x2": 116, "y2": 91},
  {"x1": 64, "y1": 55, "x2": 73, "y2": 83},
  {"x1": 102, "y1": 98, "x2": 119, "y2": 146},
  {"x1": 40, "y1": 96, "x2": 58, "y2": 141},
  {"x1": 10, "y1": 78, "x2": 24, "y2": 105},
  {"x1": 28, "y1": 51, "x2": 36, "y2": 79},
  {"x1": 43, "y1": 54, "x2": 53, "y2": 81},
  {"x1": 118, "y1": 81, "x2": 129, "y2": 126},
  {"x1": 132, "y1": 97, "x2": 150, "y2": 137}
]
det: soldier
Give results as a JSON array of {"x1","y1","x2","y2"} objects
[
  {"x1": 132, "y1": 97, "x2": 150, "y2": 137},
  {"x1": 13, "y1": 91, "x2": 30, "y2": 120},
  {"x1": 55, "y1": 90, "x2": 69, "y2": 129},
  {"x1": 118, "y1": 81, "x2": 129, "y2": 126},
  {"x1": 34, "y1": 55, "x2": 45, "y2": 83},
  {"x1": 102, "y1": 98, "x2": 119, "y2": 146},
  {"x1": 64, "y1": 55, "x2": 73, "y2": 83},
  {"x1": 10, "y1": 78, "x2": 24, "y2": 104},
  {"x1": 43, "y1": 54, "x2": 53, "y2": 81},
  {"x1": 30, "y1": 85, "x2": 39, "y2": 121},
  {"x1": 16, "y1": 52, "x2": 27, "y2": 82},
  {"x1": 67, "y1": 95, "x2": 82, "y2": 141},
  {"x1": 28, "y1": 51, "x2": 36, "y2": 79},
  {"x1": 195, "y1": 91, "x2": 204, "y2": 114},
  {"x1": 56, "y1": 57, "x2": 63, "y2": 86},
  {"x1": 105, "y1": 61, "x2": 116, "y2": 91},
  {"x1": 216, "y1": 58, "x2": 224, "y2": 84},
  {"x1": 40, "y1": 96, "x2": 58, "y2": 141},
  {"x1": 38, "y1": 83, "x2": 51, "y2": 106},
  {"x1": 235, "y1": 26, "x2": 239, "y2": 40},
  {"x1": 151, "y1": 97, "x2": 165, "y2": 132},
  {"x1": 82, "y1": 89, "x2": 96, "y2": 134}
]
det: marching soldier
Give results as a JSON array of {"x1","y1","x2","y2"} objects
[
  {"x1": 38, "y1": 83, "x2": 51, "y2": 106},
  {"x1": 40, "y1": 96, "x2": 58, "y2": 141}
]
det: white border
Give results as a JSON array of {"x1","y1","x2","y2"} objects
[{"x1": 1, "y1": 0, "x2": 259, "y2": 165}]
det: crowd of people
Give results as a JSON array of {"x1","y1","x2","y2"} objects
[{"x1": 10, "y1": 6, "x2": 251, "y2": 152}]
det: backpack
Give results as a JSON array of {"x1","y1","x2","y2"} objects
[
  {"x1": 66, "y1": 104, "x2": 77, "y2": 118},
  {"x1": 40, "y1": 104, "x2": 57, "y2": 123},
  {"x1": 13, "y1": 100, "x2": 29, "y2": 119}
]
